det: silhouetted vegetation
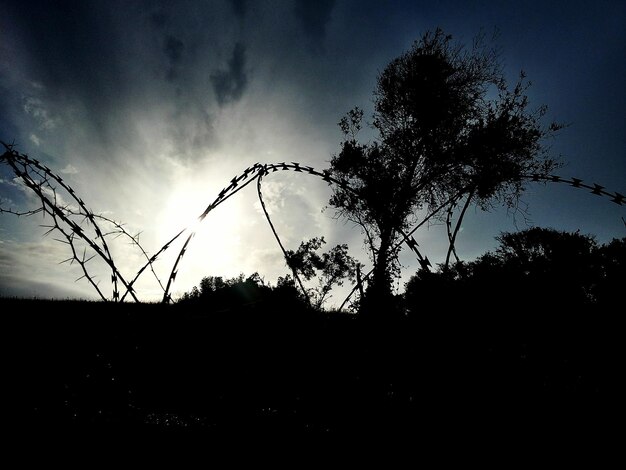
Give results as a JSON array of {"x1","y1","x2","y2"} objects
[
  {"x1": 178, "y1": 272, "x2": 305, "y2": 310},
  {"x1": 284, "y1": 237, "x2": 360, "y2": 309},
  {"x1": 405, "y1": 228, "x2": 626, "y2": 315},
  {"x1": 329, "y1": 29, "x2": 562, "y2": 315},
  {"x1": 5, "y1": 227, "x2": 622, "y2": 436}
]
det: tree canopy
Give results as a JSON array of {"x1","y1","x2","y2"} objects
[
  {"x1": 329, "y1": 28, "x2": 562, "y2": 312},
  {"x1": 405, "y1": 228, "x2": 626, "y2": 315},
  {"x1": 284, "y1": 237, "x2": 359, "y2": 310}
]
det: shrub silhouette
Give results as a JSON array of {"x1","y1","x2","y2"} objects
[
  {"x1": 404, "y1": 228, "x2": 626, "y2": 315},
  {"x1": 178, "y1": 272, "x2": 307, "y2": 312}
]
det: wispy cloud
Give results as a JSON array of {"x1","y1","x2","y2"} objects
[
  {"x1": 29, "y1": 133, "x2": 40, "y2": 146},
  {"x1": 60, "y1": 164, "x2": 78, "y2": 175},
  {"x1": 163, "y1": 34, "x2": 185, "y2": 81},
  {"x1": 210, "y1": 42, "x2": 248, "y2": 106},
  {"x1": 231, "y1": 0, "x2": 248, "y2": 20},
  {"x1": 0, "y1": 238, "x2": 97, "y2": 299},
  {"x1": 23, "y1": 97, "x2": 58, "y2": 130},
  {"x1": 293, "y1": 0, "x2": 336, "y2": 52}
]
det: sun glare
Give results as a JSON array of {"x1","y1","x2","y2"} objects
[{"x1": 158, "y1": 182, "x2": 245, "y2": 281}]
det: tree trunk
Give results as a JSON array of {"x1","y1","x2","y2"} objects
[{"x1": 362, "y1": 227, "x2": 395, "y2": 318}]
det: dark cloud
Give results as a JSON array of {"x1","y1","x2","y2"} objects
[
  {"x1": 230, "y1": 0, "x2": 247, "y2": 20},
  {"x1": 3, "y1": 1, "x2": 119, "y2": 93},
  {"x1": 164, "y1": 34, "x2": 185, "y2": 81},
  {"x1": 164, "y1": 35, "x2": 184, "y2": 64},
  {"x1": 1, "y1": 1, "x2": 141, "y2": 148},
  {"x1": 293, "y1": 0, "x2": 336, "y2": 51},
  {"x1": 210, "y1": 42, "x2": 248, "y2": 106},
  {"x1": 167, "y1": 104, "x2": 215, "y2": 159},
  {"x1": 0, "y1": 87, "x2": 21, "y2": 143},
  {"x1": 150, "y1": 9, "x2": 169, "y2": 29}
]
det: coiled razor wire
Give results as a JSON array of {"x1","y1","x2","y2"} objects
[{"x1": 1, "y1": 142, "x2": 624, "y2": 308}]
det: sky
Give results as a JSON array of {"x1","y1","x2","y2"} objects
[{"x1": 0, "y1": 0, "x2": 624, "y2": 304}]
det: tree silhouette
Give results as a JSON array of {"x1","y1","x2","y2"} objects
[
  {"x1": 460, "y1": 228, "x2": 600, "y2": 306},
  {"x1": 329, "y1": 29, "x2": 562, "y2": 314},
  {"x1": 284, "y1": 237, "x2": 359, "y2": 309},
  {"x1": 404, "y1": 228, "x2": 625, "y2": 315},
  {"x1": 178, "y1": 272, "x2": 304, "y2": 310}
]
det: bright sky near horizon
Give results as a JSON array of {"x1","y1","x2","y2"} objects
[{"x1": 1, "y1": 0, "x2": 624, "y2": 303}]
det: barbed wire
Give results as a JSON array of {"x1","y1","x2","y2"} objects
[
  {"x1": 526, "y1": 174, "x2": 625, "y2": 205},
  {"x1": 1, "y1": 143, "x2": 138, "y2": 301},
  {"x1": 2, "y1": 141, "x2": 624, "y2": 309},
  {"x1": 256, "y1": 167, "x2": 311, "y2": 303}
]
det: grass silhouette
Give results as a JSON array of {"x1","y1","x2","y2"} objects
[{"x1": 5, "y1": 293, "x2": 619, "y2": 435}]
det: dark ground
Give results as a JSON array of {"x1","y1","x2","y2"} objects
[{"x1": 3, "y1": 297, "x2": 620, "y2": 438}]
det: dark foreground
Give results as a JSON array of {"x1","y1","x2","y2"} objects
[{"x1": 4, "y1": 298, "x2": 620, "y2": 437}]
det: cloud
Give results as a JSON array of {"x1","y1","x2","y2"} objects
[
  {"x1": 163, "y1": 34, "x2": 185, "y2": 81},
  {"x1": 164, "y1": 35, "x2": 184, "y2": 64},
  {"x1": 230, "y1": 0, "x2": 248, "y2": 20},
  {"x1": 23, "y1": 97, "x2": 57, "y2": 130},
  {"x1": 29, "y1": 133, "x2": 40, "y2": 146},
  {"x1": 150, "y1": 9, "x2": 169, "y2": 29},
  {"x1": 293, "y1": 0, "x2": 336, "y2": 51},
  {"x1": 166, "y1": 105, "x2": 216, "y2": 159},
  {"x1": 0, "y1": 273, "x2": 88, "y2": 299},
  {"x1": 60, "y1": 164, "x2": 78, "y2": 175},
  {"x1": 210, "y1": 42, "x2": 248, "y2": 106},
  {"x1": 0, "y1": 238, "x2": 96, "y2": 299}
]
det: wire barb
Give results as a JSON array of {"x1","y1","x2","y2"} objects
[{"x1": 2, "y1": 140, "x2": 624, "y2": 308}]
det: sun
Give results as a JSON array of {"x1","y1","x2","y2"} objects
[{"x1": 156, "y1": 181, "x2": 246, "y2": 286}]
